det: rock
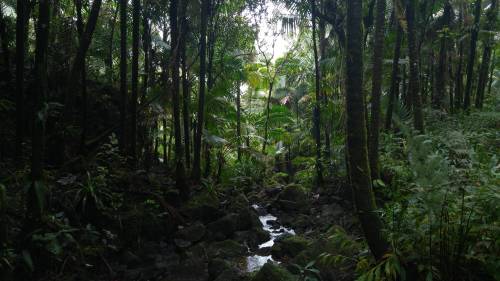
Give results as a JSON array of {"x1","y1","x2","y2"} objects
[
  {"x1": 164, "y1": 256, "x2": 208, "y2": 281},
  {"x1": 265, "y1": 186, "x2": 283, "y2": 197},
  {"x1": 182, "y1": 191, "x2": 224, "y2": 223},
  {"x1": 230, "y1": 193, "x2": 250, "y2": 211},
  {"x1": 236, "y1": 208, "x2": 262, "y2": 230},
  {"x1": 214, "y1": 268, "x2": 241, "y2": 281},
  {"x1": 321, "y1": 203, "x2": 343, "y2": 217},
  {"x1": 174, "y1": 238, "x2": 192, "y2": 248},
  {"x1": 208, "y1": 240, "x2": 248, "y2": 259},
  {"x1": 271, "y1": 235, "x2": 309, "y2": 259},
  {"x1": 276, "y1": 184, "x2": 308, "y2": 212},
  {"x1": 121, "y1": 251, "x2": 141, "y2": 269},
  {"x1": 207, "y1": 213, "x2": 239, "y2": 240},
  {"x1": 175, "y1": 221, "x2": 206, "y2": 243},
  {"x1": 233, "y1": 228, "x2": 270, "y2": 249},
  {"x1": 252, "y1": 262, "x2": 297, "y2": 281},
  {"x1": 208, "y1": 258, "x2": 232, "y2": 279}
]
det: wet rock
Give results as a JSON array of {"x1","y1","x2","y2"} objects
[
  {"x1": 175, "y1": 221, "x2": 206, "y2": 243},
  {"x1": 252, "y1": 262, "x2": 297, "y2": 281},
  {"x1": 271, "y1": 235, "x2": 309, "y2": 259},
  {"x1": 207, "y1": 213, "x2": 239, "y2": 240},
  {"x1": 208, "y1": 239, "x2": 248, "y2": 259},
  {"x1": 213, "y1": 268, "x2": 242, "y2": 281},
  {"x1": 237, "y1": 208, "x2": 262, "y2": 230},
  {"x1": 276, "y1": 184, "x2": 308, "y2": 212},
  {"x1": 208, "y1": 258, "x2": 232, "y2": 279},
  {"x1": 234, "y1": 228, "x2": 270, "y2": 249}
]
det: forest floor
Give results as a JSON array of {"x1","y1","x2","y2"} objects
[{"x1": 1, "y1": 108, "x2": 499, "y2": 281}]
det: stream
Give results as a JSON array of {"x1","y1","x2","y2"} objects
[{"x1": 246, "y1": 204, "x2": 296, "y2": 272}]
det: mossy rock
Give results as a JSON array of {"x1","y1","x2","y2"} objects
[
  {"x1": 276, "y1": 184, "x2": 308, "y2": 212},
  {"x1": 208, "y1": 239, "x2": 248, "y2": 259},
  {"x1": 271, "y1": 235, "x2": 310, "y2": 259},
  {"x1": 252, "y1": 262, "x2": 297, "y2": 281},
  {"x1": 182, "y1": 190, "x2": 224, "y2": 223}
]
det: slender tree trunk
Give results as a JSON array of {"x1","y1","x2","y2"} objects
[
  {"x1": 73, "y1": 0, "x2": 87, "y2": 153},
  {"x1": 129, "y1": 0, "x2": 140, "y2": 162},
  {"x1": 386, "y1": 23, "x2": 403, "y2": 130},
  {"x1": 262, "y1": 82, "x2": 274, "y2": 153},
  {"x1": 475, "y1": 0, "x2": 497, "y2": 108},
  {"x1": 180, "y1": 0, "x2": 191, "y2": 170},
  {"x1": 236, "y1": 82, "x2": 242, "y2": 161},
  {"x1": 433, "y1": 1, "x2": 452, "y2": 109},
  {"x1": 30, "y1": 0, "x2": 50, "y2": 222},
  {"x1": 406, "y1": 0, "x2": 424, "y2": 132},
  {"x1": 15, "y1": 0, "x2": 28, "y2": 166},
  {"x1": 368, "y1": 0, "x2": 386, "y2": 180},
  {"x1": 319, "y1": 7, "x2": 331, "y2": 166},
  {"x1": 487, "y1": 49, "x2": 495, "y2": 98},
  {"x1": 0, "y1": 7, "x2": 11, "y2": 81},
  {"x1": 345, "y1": 0, "x2": 389, "y2": 261},
  {"x1": 463, "y1": 0, "x2": 482, "y2": 111},
  {"x1": 119, "y1": 0, "x2": 127, "y2": 152},
  {"x1": 454, "y1": 4, "x2": 465, "y2": 111},
  {"x1": 163, "y1": 118, "x2": 168, "y2": 166},
  {"x1": 311, "y1": 0, "x2": 323, "y2": 184},
  {"x1": 107, "y1": 4, "x2": 119, "y2": 84},
  {"x1": 170, "y1": 0, "x2": 187, "y2": 198},
  {"x1": 193, "y1": 0, "x2": 209, "y2": 180}
]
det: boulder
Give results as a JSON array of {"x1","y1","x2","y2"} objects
[
  {"x1": 175, "y1": 221, "x2": 206, "y2": 243},
  {"x1": 207, "y1": 213, "x2": 239, "y2": 240},
  {"x1": 208, "y1": 239, "x2": 248, "y2": 259},
  {"x1": 236, "y1": 208, "x2": 262, "y2": 230},
  {"x1": 252, "y1": 262, "x2": 297, "y2": 281},
  {"x1": 164, "y1": 256, "x2": 208, "y2": 281},
  {"x1": 182, "y1": 190, "x2": 224, "y2": 223},
  {"x1": 233, "y1": 228, "x2": 270, "y2": 249},
  {"x1": 208, "y1": 258, "x2": 232, "y2": 279},
  {"x1": 213, "y1": 268, "x2": 242, "y2": 281},
  {"x1": 276, "y1": 184, "x2": 308, "y2": 212},
  {"x1": 271, "y1": 235, "x2": 309, "y2": 259}
]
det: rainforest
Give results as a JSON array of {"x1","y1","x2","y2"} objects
[{"x1": 0, "y1": 0, "x2": 499, "y2": 280}]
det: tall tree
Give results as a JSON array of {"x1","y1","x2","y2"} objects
[
  {"x1": 454, "y1": 3, "x2": 465, "y2": 110},
  {"x1": 170, "y1": 0, "x2": 187, "y2": 197},
  {"x1": 15, "y1": 0, "x2": 28, "y2": 165},
  {"x1": 368, "y1": 0, "x2": 386, "y2": 179},
  {"x1": 193, "y1": 0, "x2": 209, "y2": 181},
  {"x1": 345, "y1": 0, "x2": 390, "y2": 261},
  {"x1": 119, "y1": 0, "x2": 127, "y2": 152},
  {"x1": 236, "y1": 82, "x2": 242, "y2": 161},
  {"x1": 475, "y1": 0, "x2": 498, "y2": 108},
  {"x1": 311, "y1": 0, "x2": 323, "y2": 184},
  {"x1": 433, "y1": 1, "x2": 452, "y2": 109},
  {"x1": 385, "y1": 22, "x2": 403, "y2": 130},
  {"x1": 406, "y1": 0, "x2": 424, "y2": 132},
  {"x1": 130, "y1": 0, "x2": 140, "y2": 161},
  {"x1": 463, "y1": 0, "x2": 482, "y2": 110},
  {"x1": 30, "y1": 0, "x2": 50, "y2": 222},
  {"x1": 180, "y1": 0, "x2": 191, "y2": 170}
]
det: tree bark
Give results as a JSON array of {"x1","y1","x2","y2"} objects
[
  {"x1": 346, "y1": 0, "x2": 390, "y2": 261},
  {"x1": 311, "y1": 0, "x2": 323, "y2": 185},
  {"x1": 406, "y1": 0, "x2": 424, "y2": 132},
  {"x1": 170, "y1": 0, "x2": 187, "y2": 198},
  {"x1": 385, "y1": 22, "x2": 403, "y2": 130},
  {"x1": 454, "y1": 4, "x2": 465, "y2": 111},
  {"x1": 368, "y1": 0, "x2": 386, "y2": 180},
  {"x1": 236, "y1": 82, "x2": 242, "y2": 161},
  {"x1": 433, "y1": 1, "x2": 452, "y2": 109},
  {"x1": 15, "y1": 0, "x2": 28, "y2": 166},
  {"x1": 119, "y1": 0, "x2": 127, "y2": 152},
  {"x1": 475, "y1": 0, "x2": 497, "y2": 108},
  {"x1": 193, "y1": 0, "x2": 209, "y2": 181},
  {"x1": 30, "y1": 0, "x2": 51, "y2": 222},
  {"x1": 130, "y1": 0, "x2": 140, "y2": 162},
  {"x1": 463, "y1": 0, "x2": 482, "y2": 110},
  {"x1": 180, "y1": 0, "x2": 191, "y2": 170}
]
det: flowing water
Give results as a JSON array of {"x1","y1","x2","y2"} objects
[{"x1": 245, "y1": 205, "x2": 295, "y2": 272}]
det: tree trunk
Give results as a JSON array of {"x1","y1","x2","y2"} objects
[
  {"x1": 236, "y1": 82, "x2": 242, "y2": 161},
  {"x1": 319, "y1": 6, "x2": 331, "y2": 167},
  {"x1": 180, "y1": 0, "x2": 191, "y2": 170},
  {"x1": 475, "y1": 0, "x2": 497, "y2": 108},
  {"x1": 170, "y1": 0, "x2": 187, "y2": 198},
  {"x1": 454, "y1": 5, "x2": 465, "y2": 111},
  {"x1": 30, "y1": 0, "x2": 51, "y2": 222},
  {"x1": 130, "y1": 0, "x2": 140, "y2": 162},
  {"x1": 406, "y1": 0, "x2": 424, "y2": 132},
  {"x1": 119, "y1": 0, "x2": 127, "y2": 152},
  {"x1": 163, "y1": 118, "x2": 168, "y2": 166},
  {"x1": 106, "y1": 5, "x2": 119, "y2": 84},
  {"x1": 15, "y1": 0, "x2": 28, "y2": 166},
  {"x1": 0, "y1": 7, "x2": 11, "y2": 81},
  {"x1": 311, "y1": 0, "x2": 323, "y2": 185},
  {"x1": 463, "y1": 0, "x2": 482, "y2": 110},
  {"x1": 262, "y1": 82, "x2": 274, "y2": 153},
  {"x1": 368, "y1": 0, "x2": 386, "y2": 180},
  {"x1": 193, "y1": 0, "x2": 209, "y2": 181},
  {"x1": 345, "y1": 0, "x2": 390, "y2": 261},
  {"x1": 385, "y1": 23, "x2": 403, "y2": 130},
  {"x1": 433, "y1": 1, "x2": 452, "y2": 109}
]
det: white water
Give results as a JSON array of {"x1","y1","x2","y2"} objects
[{"x1": 246, "y1": 205, "x2": 295, "y2": 272}]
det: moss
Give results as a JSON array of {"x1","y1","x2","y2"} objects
[
  {"x1": 252, "y1": 262, "x2": 297, "y2": 281},
  {"x1": 271, "y1": 235, "x2": 310, "y2": 259}
]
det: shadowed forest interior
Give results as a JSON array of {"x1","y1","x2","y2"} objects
[{"x1": 0, "y1": 0, "x2": 499, "y2": 280}]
